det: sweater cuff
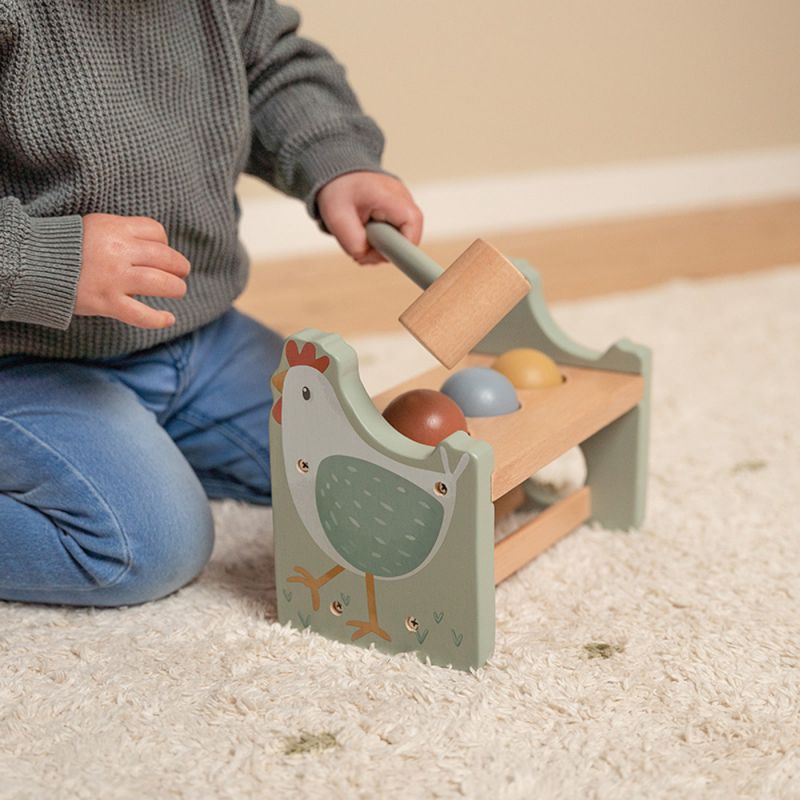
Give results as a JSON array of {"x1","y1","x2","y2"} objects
[
  {"x1": 297, "y1": 135, "x2": 388, "y2": 220},
  {"x1": 8, "y1": 215, "x2": 84, "y2": 330}
]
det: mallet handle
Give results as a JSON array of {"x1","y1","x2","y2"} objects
[{"x1": 365, "y1": 221, "x2": 443, "y2": 290}]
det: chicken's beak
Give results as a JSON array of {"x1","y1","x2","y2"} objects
[{"x1": 271, "y1": 369, "x2": 287, "y2": 391}]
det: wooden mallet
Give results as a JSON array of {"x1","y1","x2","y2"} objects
[{"x1": 366, "y1": 221, "x2": 530, "y2": 368}]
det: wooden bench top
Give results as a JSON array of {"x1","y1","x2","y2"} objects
[{"x1": 371, "y1": 354, "x2": 644, "y2": 501}]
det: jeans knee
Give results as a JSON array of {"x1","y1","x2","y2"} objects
[
  {"x1": 109, "y1": 494, "x2": 215, "y2": 606},
  {"x1": 0, "y1": 369, "x2": 216, "y2": 608}
]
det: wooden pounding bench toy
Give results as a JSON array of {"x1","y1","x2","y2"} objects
[{"x1": 269, "y1": 222, "x2": 651, "y2": 671}]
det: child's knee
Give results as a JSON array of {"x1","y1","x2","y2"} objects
[
  {"x1": 103, "y1": 491, "x2": 215, "y2": 606},
  {"x1": 0, "y1": 409, "x2": 216, "y2": 607}
]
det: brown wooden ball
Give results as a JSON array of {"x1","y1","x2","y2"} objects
[{"x1": 382, "y1": 389, "x2": 469, "y2": 446}]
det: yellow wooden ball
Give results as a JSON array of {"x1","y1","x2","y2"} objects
[{"x1": 491, "y1": 348, "x2": 562, "y2": 389}]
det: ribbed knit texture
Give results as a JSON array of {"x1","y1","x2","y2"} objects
[{"x1": 0, "y1": 0, "x2": 386, "y2": 358}]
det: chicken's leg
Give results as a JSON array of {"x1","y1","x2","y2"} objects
[
  {"x1": 346, "y1": 573, "x2": 391, "y2": 642},
  {"x1": 287, "y1": 564, "x2": 344, "y2": 611}
]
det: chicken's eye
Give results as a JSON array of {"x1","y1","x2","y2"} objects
[{"x1": 301, "y1": 386, "x2": 311, "y2": 401}]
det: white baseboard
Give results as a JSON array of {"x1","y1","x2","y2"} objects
[{"x1": 239, "y1": 146, "x2": 800, "y2": 261}]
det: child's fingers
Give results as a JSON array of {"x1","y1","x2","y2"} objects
[
  {"x1": 316, "y1": 173, "x2": 424, "y2": 263},
  {"x1": 127, "y1": 216, "x2": 169, "y2": 244},
  {"x1": 126, "y1": 266, "x2": 188, "y2": 299},
  {"x1": 369, "y1": 194, "x2": 423, "y2": 247},
  {"x1": 324, "y1": 205, "x2": 371, "y2": 261},
  {"x1": 356, "y1": 248, "x2": 385, "y2": 266},
  {"x1": 398, "y1": 205, "x2": 424, "y2": 246},
  {"x1": 111, "y1": 296, "x2": 176, "y2": 329},
  {"x1": 131, "y1": 242, "x2": 191, "y2": 277}
]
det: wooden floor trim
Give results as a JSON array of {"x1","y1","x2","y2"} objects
[{"x1": 236, "y1": 198, "x2": 800, "y2": 338}]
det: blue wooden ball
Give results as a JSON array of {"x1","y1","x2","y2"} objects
[{"x1": 440, "y1": 367, "x2": 520, "y2": 417}]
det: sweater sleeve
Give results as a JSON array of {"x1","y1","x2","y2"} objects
[
  {"x1": 239, "y1": 1, "x2": 387, "y2": 218},
  {"x1": 0, "y1": 198, "x2": 84, "y2": 330}
]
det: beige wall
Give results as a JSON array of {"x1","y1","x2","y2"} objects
[{"x1": 239, "y1": 0, "x2": 800, "y2": 197}]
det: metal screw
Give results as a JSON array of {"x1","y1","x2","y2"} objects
[
  {"x1": 297, "y1": 459, "x2": 309, "y2": 474},
  {"x1": 434, "y1": 481, "x2": 448, "y2": 496},
  {"x1": 330, "y1": 600, "x2": 343, "y2": 616},
  {"x1": 405, "y1": 616, "x2": 419, "y2": 632}
]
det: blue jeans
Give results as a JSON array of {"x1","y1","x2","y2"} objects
[{"x1": 0, "y1": 309, "x2": 283, "y2": 607}]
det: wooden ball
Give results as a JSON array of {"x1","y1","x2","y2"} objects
[
  {"x1": 491, "y1": 348, "x2": 562, "y2": 389},
  {"x1": 382, "y1": 389, "x2": 469, "y2": 446},
  {"x1": 440, "y1": 367, "x2": 519, "y2": 417}
]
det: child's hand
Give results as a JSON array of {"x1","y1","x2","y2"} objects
[
  {"x1": 316, "y1": 172, "x2": 423, "y2": 265},
  {"x1": 75, "y1": 214, "x2": 191, "y2": 328}
]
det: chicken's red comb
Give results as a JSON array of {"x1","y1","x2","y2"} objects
[{"x1": 285, "y1": 340, "x2": 330, "y2": 372}]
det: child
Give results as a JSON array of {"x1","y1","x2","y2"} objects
[{"x1": 0, "y1": 1, "x2": 422, "y2": 606}]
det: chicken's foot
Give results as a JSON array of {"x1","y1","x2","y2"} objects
[
  {"x1": 287, "y1": 563, "x2": 344, "y2": 611},
  {"x1": 347, "y1": 573, "x2": 391, "y2": 642}
]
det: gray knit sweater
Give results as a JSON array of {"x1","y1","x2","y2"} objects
[{"x1": 0, "y1": 0, "x2": 385, "y2": 358}]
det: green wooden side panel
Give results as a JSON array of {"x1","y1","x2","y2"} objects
[
  {"x1": 476, "y1": 261, "x2": 646, "y2": 373},
  {"x1": 270, "y1": 330, "x2": 496, "y2": 671},
  {"x1": 476, "y1": 260, "x2": 652, "y2": 529}
]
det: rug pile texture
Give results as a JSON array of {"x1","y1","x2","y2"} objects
[{"x1": 2, "y1": 267, "x2": 799, "y2": 799}]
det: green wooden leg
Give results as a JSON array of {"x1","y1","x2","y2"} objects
[{"x1": 582, "y1": 399, "x2": 650, "y2": 530}]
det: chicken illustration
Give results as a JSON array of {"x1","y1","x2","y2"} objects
[{"x1": 272, "y1": 340, "x2": 469, "y2": 642}]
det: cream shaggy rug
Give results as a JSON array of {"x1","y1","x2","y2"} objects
[{"x1": 2, "y1": 266, "x2": 799, "y2": 799}]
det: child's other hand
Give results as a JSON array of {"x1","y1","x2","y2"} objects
[
  {"x1": 316, "y1": 172, "x2": 423, "y2": 265},
  {"x1": 75, "y1": 214, "x2": 191, "y2": 328}
]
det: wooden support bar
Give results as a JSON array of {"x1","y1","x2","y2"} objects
[{"x1": 494, "y1": 486, "x2": 591, "y2": 584}]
